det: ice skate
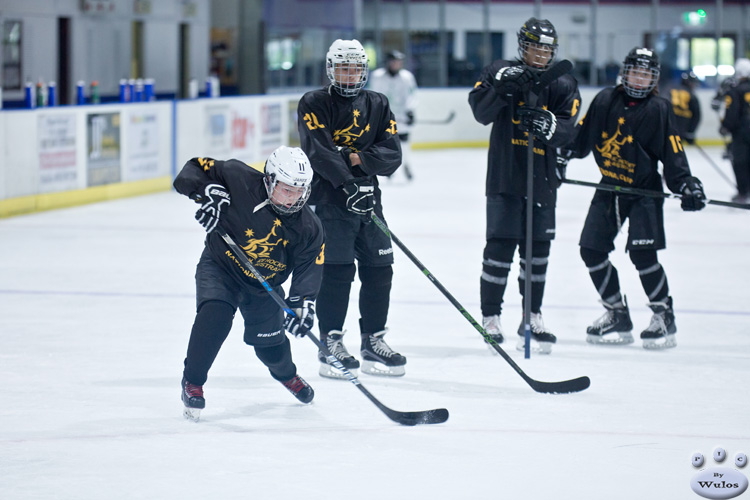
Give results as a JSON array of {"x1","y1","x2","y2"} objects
[
  {"x1": 641, "y1": 297, "x2": 677, "y2": 350},
  {"x1": 360, "y1": 329, "x2": 406, "y2": 377},
  {"x1": 181, "y1": 376, "x2": 205, "y2": 422},
  {"x1": 280, "y1": 374, "x2": 314, "y2": 404},
  {"x1": 318, "y1": 330, "x2": 360, "y2": 379},
  {"x1": 586, "y1": 298, "x2": 634, "y2": 345},
  {"x1": 482, "y1": 314, "x2": 505, "y2": 352},
  {"x1": 516, "y1": 312, "x2": 557, "y2": 355}
]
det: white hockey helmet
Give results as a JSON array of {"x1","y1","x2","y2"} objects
[
  {"x1": 264, "y1": 146, "x2": 313, "y2": 215},
  {"x1": 326, "y1": 39, "x2": 368, "y2": 97},
  {"x1": 735, "y1": 58, "x2": 750, "y2": 79}
]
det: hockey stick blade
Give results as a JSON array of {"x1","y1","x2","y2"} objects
[
  {"x1": 419, "y1": 111, "x2": 456, "y2": 125},
  {"x1": 538, "y1": 59, "x2": 573, "y2": 89},
  {"x1": 371, "y1": 213, "x2": 591, "y2": 395},
  {"x1": 217, "y1": 229, "x2": 449, "y2": 426}
]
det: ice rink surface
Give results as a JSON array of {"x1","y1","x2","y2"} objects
[{"x1": 1, "y1": 146, "x2": 748, "y2": 499}]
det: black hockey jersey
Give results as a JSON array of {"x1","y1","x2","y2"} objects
[
  {"x1": 174, "y1": 157, "x2": 324, "y2": 300},
  {"x1": 469, "y1": 60, "x2": 581, "y2": 205},
  {"x1": 721, "y1": 80, "x2": 750, "y2": 136},
  {"x1": 569, "y1": 87, "x2": 694, "y2": 194},
  {"x1": 667, "y1": 86, "x2": 701, "y2": 139},
  {"x1": 297, "y1": 86, "x2": 401, "y2": 206}
]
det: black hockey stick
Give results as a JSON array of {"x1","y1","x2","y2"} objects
[
  {"x1": 693, "y1": 143, "x2": 737, "y2": 190},
  {"x1": 561, "y1": 177, "x2": 750, "y2": 210},
  {"x1": 370, "y1": 214, "x2": 591, "y2": 395},
  {"x1": 417, "y1": 111, "x2": 455, "y2": 125},
  {"x1": 520, "y1": 58, "x2": 575, "y2": 358},
  {"x1": 217, "y1": 229, "x2": 449, "y2": 426}
]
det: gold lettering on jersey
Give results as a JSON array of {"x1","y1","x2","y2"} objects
[
  {"x1": 511, "y1": 137, "x2": 546, "y2": 155},
  {"x1": 333, "y1": 109, "x2": 369, "y2": 146},
  {"x1": 670, "y1": 89, "x2": 693, "y2": 118},
  {"x1": 197, "y1": 157, "x2": 215, "y2": 172},
  {"x1": 303, "y1": 112, "x2": 326, "y2": 130},
  {"x1": 316, "y1": 244, "x2": 325, "y2": 265},
  {"x1": 387, "y1": 119, "x2": 397, "y2": 135},
  {"x1": 225, "y1": 250, "x2": 278, "y2": 282},
  {"x1": 571, "y1": 99, "x2": 580, "y2": 117},
  {"x1": 595, "y1": 117, "x2": 635, "y2": 182}
]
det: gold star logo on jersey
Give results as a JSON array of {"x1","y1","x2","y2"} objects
[
  {"x1": 595, "y1": 116, "x2": 636, "y2": 181},
  {"x1": 241, "y1": 219, "x2": 288, "y2": 260},
  {"x1": 334, "y1": 109, "x2": 370, "y2": 146}
]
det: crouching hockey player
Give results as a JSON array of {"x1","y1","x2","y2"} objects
[
  {"x1": 174, "y1": 146, "x2": 325, "y2": 421},
  {"x1": 565, "y1": 47, "x2": 706, "y2": 349}
]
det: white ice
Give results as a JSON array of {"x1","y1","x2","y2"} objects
[{"x1": 1, "y1": 146, "x2": 749, "y2": 500}]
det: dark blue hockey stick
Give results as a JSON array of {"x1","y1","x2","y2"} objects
[{"x1": 217, "y1": 229, "x2": 449, "y2": 426}]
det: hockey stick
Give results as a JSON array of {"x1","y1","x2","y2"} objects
[
  {"x1": 693, "y1": 143, "x2": 738, "y2": 190},
  {"x1": 370, "y1": 213, "x2": 591, "y2": 395},
  {"x1": 521, "y1": 58, "x2": 575, "y2": 358},
  {"x1": 217, "y1": 229, "x2": 449, "y2": 426},
  {"x1": 561, "y1": 178, "x2": 750, "y2": 210},
  {"x1": 417, "y1": 111, "x2": 455, "y2": 125}
]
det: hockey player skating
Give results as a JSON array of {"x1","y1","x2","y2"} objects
[
  {"x1": 721, "y1": 58, "x2": 750, "y2": 204},
  {"x1": 369, "y1": 50, "x2": 418, "y2": 181},
  {"x1": 667, "y1": 71, "x2": 701, "y2": 145},
  {"x1": 297, "y1": 39, "x2": 406, "y2": 378},
  {"x1": 468, "y1": 17, "x2": 581, "y2": 354},
  {"x1": 565, "y1": 47, "x2": 706, "y2": 349},
  {"x1": 173, "y1": 146, "x2": 324, "y2": 421}
]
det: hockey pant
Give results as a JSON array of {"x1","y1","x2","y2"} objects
[
  {"x1": 481, "y1": 238, "x2": 550, "y2": 316},
  {"x1": 580, "y1": 247, "x2": 669, "y2": 304}
]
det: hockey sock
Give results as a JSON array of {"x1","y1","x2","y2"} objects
[
  {"x1": 255, "y1": 337, "x2": 297, "y2": 382},
  {"x1": 481, "y1": 238, "x2": 517, "y2": 316},
  {"x1": 629, "y1": 250, "x2": 669, "y2": 303},
  {"x1": 184, "y1": 300, "x2": 236, "y2": 385},
  {"x1": 358, "y1": 264, "x2": 393, "y2": 334},
  {"x1": 518, "y1": 240, "x2": 551, "y2": 313},
  {"x1": 581, "y1": 247, "x2": 623, "y2": 305},
  {"x1": 317, "y1": 263, "x2": 356, "y2": 337}
]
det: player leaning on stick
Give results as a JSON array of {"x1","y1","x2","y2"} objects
[
  {"x1": 469, "y1": 17, "x2": 581, "y2": 354},
  {"x1": 564, "y1": 47, "x2": 706, "y2": 349},
  {"x1": 297, "y1": 39, "x2": 406, "y2": 378},
  {"x1": 174, "y1": 146, "x2": 324, "y2": 421}
]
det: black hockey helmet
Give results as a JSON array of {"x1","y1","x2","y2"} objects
[
  {"x1": 517, "y1": 17, "x2": 558, "y2": 69},
  {"x1": 386, "y1": 50, "x2": 405, "y2": 61},
  {"x1": 621, "y1": 47, "x2": 660, "y2": 98},
  {"x1": 681, "y1": 71, "x2": 699, "y2": 87}
]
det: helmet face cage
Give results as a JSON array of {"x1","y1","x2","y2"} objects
[
  {"x1": 621, "y1": 48, "x2": 660, "y2": 99},
  {"x1": 263, "y1": 146, "x2": 313, "y2": 215},
  {"x1": 517, "y1": 18, "x2": 558, "y2": 69},
  {"x1": 326, "y1": 39, "x2": 369, "y2": 97}
]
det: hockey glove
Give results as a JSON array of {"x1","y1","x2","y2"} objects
[
  {"x1": 341, "y1": 177, "x2": 375, "y2": 216},
  {"x1": 517, "y1": 107, "x2": 557, "y2": 142},
  {"x1": 710, "y1": 98, "x2": 721, "y2": 111},
  {"x1": 555, "y1": 148, "x2": 574, "y2": 180},
  {"x1": 405, "y1": 111, "x2": 415, "y2": 126},
  {"x1": 493, "y1": 66, "x2": 539, "y2": 95},
  {"x1": 284, "y1": 297, "x2": 315, "y2": 337},
  {"x1": 194, "y1": 183, "x2": 231, "y2": 233},
  {"x1": 679, "y1": 176, "x2": 706, "y2": 212},
  {"x1": 684, "y1": 132, "x2": 695, "y2": 145}
]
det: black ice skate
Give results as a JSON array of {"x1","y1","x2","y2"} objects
[
  {"x1": 516, "y1": 312, "x2": 557, "y2": 355},
  {"x1": 318, "y1": 330, "x2": 360, "y2": 379},
  {"x1": 181, "y1": 376, "x2": 205, "y2": 422},
  {"x1": 280, "y1": 374, "x2": 315, "y2": 404},
  {"x1": 482, "y1": 314, "x2": 505, "y2": 347},
  {"x1": 360, "y1": 330, "x2": 406, "y2": 377},
  {"x1": 586, "y1": 298, "x2": 634, "y2": 345},
  {"x1": 640, "y1": 297, "x2": 677, "y2": 350}
]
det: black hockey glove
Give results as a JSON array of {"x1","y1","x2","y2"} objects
[
  {"x1": 680, "y1": 176, "x2": 706, "y2": 212},
  {"x1": 341, "y1": 177, "x2": 374, "y2": 216},
  {"x1": 710, "y1": 98, "x2": 721, "y2": 111},
  {"x1": 517, "y1": 107, "x2": 557, "y2": 142},
  {"x1": 493, "y1": 66, "x2": 539, "y2": 95},
  {"x1": 284, "y1": 297, "x2": 315, "y2": 337},
  {"x1": 684, "y1": 132, "x2": 695, "y2": 145},
  {"x1": 405, "y1": 111, "x2": 415, "y2": 126},
  {"x1": 193, "y1": 183, "x2": 231, "y2": 233}
]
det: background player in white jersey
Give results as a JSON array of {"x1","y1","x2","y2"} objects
[{"x1": 369, "y1": 50, "x2": 418, "y2": 180}]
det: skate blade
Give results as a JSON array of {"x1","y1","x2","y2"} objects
[
  {"x1": 586, "y1": 331, "x2": 634, "y2": 345},
  {"x1": 183, "y1": 407, "x2": 202, "y2": 422},
  {"x1": 515, "y1": 338, "x2": 553, "y2": 355},
  {"x1": 642, "y1": 334, "x2": 677, "y2": 350},
  {"x1": 361, "y1": 360, "x2": 406, "y2": 377},
  {"x1": 319, "y1": 362, "x2": 359, "y2": 379}
]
